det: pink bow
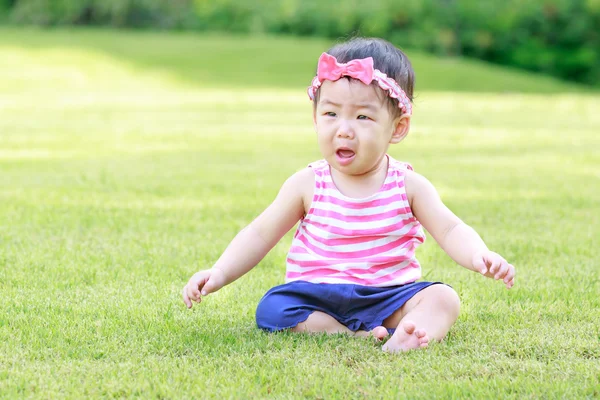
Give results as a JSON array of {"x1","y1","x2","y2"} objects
[
  {"x1": 308, "y1": 52, "x2": 413, "y2": 116},
  {"x1": 317, "y1": 53, "x2": 374, "y2": 85}
]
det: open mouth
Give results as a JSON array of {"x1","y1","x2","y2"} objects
[
  {"x1": 335, "y1": 148, "x2": 356, "y2": 165},
  {"x1": 336, "y1": 149, "x2": 355, "y2": 158}
]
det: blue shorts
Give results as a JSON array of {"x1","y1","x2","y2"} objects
[{"x1": 256, "y1": 280, "x2": 443, "y2": 334}]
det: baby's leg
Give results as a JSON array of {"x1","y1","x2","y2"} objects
[
  {"x1": 381, "y1": 284, "x2": 460, "y2": 353},
  {"x1": 292, "y1": 311, "x2": 389, "y2": 340}
]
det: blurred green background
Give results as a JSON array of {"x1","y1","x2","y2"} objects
[{"x1": 1, "y1": 0, "x2": 599, "y2": 86}]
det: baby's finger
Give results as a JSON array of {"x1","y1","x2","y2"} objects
[
  {"x1": 187, "y1": 285, "x2": 196, "y2": 302},
  {"x1": 473, "y1": 257, "x2": 488, "y2": 275},
  {"x1": 503, "y1": 265, "x2": 515, "y2": 284},
  {"x1": 182, "y1": 287, "x2": 192, "y2": 308},
  {"x1": 494, "y1": 261, "x2": 509, "y2": 280},
  {"x1": 193, "y1": 279, "x2": 207, "y2": 301},
  {"x1": 191, "y1": 284, "x2": 203, "y2": 302},
  {"x1": 505, "y1": 277, "x2": 515, "y2": 289},
  {"x1": 488, "y1": 257, "x2": 503, "y2": 275},
  {"x1": 185, "y1": 283, "x2": 198, "y2": 303}
]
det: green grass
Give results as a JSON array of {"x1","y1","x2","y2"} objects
[{"x1": 0, "y1": 27, "x2": 599, "y2": 398}]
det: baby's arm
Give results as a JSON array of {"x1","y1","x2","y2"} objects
[
  {"x1": 405, "y1": 171, "x2": 515, "y2": 289},
  {"x1": 182, "y1": 168, "x2": 313, "y2": 308}
]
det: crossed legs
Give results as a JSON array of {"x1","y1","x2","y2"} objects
[{"x1": 291, "y1": 284, "x2": 461, "y2": 352}]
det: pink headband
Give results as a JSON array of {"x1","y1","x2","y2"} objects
[{"x1": 307, "y1": 52, "x2": 412, "y2": 116}]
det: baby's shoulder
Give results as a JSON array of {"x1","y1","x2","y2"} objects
[
  {"x1": 285, "y1": 167, "x2": 315, "y2": 211},
  {"x1": 289, "y1": 166, "x2": 316, "y2": 183},
  {"x1": 403, "y1": 169, "x2": 424, "y2": 187},
  {"x1": 403, "y1": 169, "x2": 439, "y2": 203},
  {"x1": 283, "y1": 167, "x2": 315, "y2": 195}
]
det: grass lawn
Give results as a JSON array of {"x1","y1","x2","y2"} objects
[{"x1": 0, "y1": 27, "x2": 599, "y2": 398}]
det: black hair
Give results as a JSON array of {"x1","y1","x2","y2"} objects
[{"x1": 312, "y1": 37, "x2": 414, "y2": 118}]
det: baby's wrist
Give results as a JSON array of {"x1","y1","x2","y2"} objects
[{"x1": 211, "y1": 266, "x2": 230, "y2": 285}]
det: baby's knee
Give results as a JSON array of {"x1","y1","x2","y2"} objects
[
  {"x1": 255, "y1": 292, "x2": 289, "y2": 331},
  {"x1": 431, "y1": 284, "x2": 461, "y2": 318}
]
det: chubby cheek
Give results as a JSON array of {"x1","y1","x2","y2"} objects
[
  {"x1": 316, "y1": 132, "x2": 334, "y2": 155},
  {"x1": 359, "y1": 135, "x2": 384, "y2": 154}
]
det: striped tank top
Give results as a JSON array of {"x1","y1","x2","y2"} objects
[{"x1": 285, "y1": 155, "x2": 426, "y2": 287}]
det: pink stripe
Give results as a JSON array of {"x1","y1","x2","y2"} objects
[
  {"x1": 302, "y1": 219, "x2": 422, "y2": 238},
  {"x1": 287, "y1": 263, "x2": 420, "y2": 286},
  {"x1": 286, "y1": 260, "x2": 408, "y2": 279},
  {"x1": 314, "y1": 180, "x2": 335, "y2": 189},
  {"x1": 310, "y1": 207, "x2": 404, "y2": 223},
  {"x1": 287, "y1": 255, "x2": 407, "y2": 269},
  {"x1": 311, "y1": 168, "x2": 324, "y2": 178},
  {"x1": 313, "y1": 191, "x2": 403, "y2": 210},
  {"x1": 295, "y1": 232, "x2": 418, "y2": 259},
  {"x1": 289, "y1": 245, "x2": 310, "y2": 255},
  {"x1": 287, "y1": 250, "x2": 412, "y2": 266},
  {"x1": 315, "y1": 180, "x2": 398, "y2": 192},
  {"x1": 303, "y1": 224, "x2": 415, "y2": 247}
]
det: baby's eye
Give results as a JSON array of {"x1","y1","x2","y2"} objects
[
  {"x1": 324, "y1": 112, "x2": 337, "y2": 117},
  {"x1": 357, "y1": 115, "x2": 371, "y2": 120}
]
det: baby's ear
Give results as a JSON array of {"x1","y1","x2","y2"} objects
[{"x1": 390, "y1": 115, "x2": 410, "y2": 144}]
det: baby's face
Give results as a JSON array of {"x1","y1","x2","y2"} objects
[{"x1": 315, "y1": 79, "x2": 399, "y2": 176}]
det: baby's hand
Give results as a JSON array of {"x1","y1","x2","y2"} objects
[
  {"x1": 182, "y1": 268, "x2": 227, "y2": 308},
  {"x1": 472, "y1": 251, "x2": 515, "y2": 289}
]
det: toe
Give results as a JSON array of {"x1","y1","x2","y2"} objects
[
  {"x1": 415, "y1": 329, "x2": 427, "y2": 338},
  {"x1": 371, "y1": 326, "x2": 389, "y2": 340},
  {"x1": 402, "y1": 320, "x2": 416, "y2": 334}
]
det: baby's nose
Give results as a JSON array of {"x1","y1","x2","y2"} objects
[{"x1": 336, "y1": 120, "x2": 355, "y2": 138}]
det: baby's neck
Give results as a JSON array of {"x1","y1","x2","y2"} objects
[{"x1": 330, "y1": 156, "x2": 389, "y2": 199}]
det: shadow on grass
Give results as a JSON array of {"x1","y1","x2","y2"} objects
[{"x1": 1, "y1": 26, "x2": 596, "y2": 94}]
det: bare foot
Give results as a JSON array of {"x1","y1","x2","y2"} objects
[
  {"x1": 382, "y1": 320, "x2": 429, "y2": 353},
  {"x1": 355, "y1": 325, "x2": 389, "y2": 341}
]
